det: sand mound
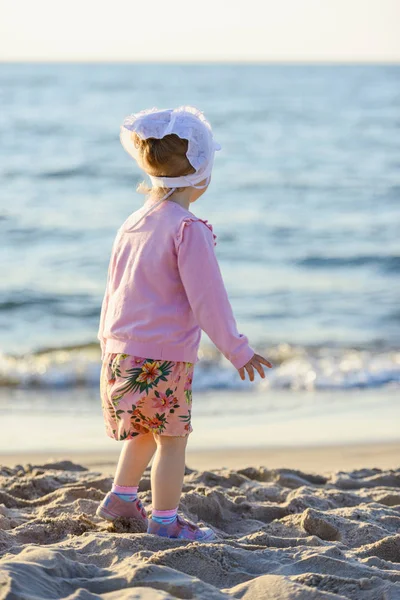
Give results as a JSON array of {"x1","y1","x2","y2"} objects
[{"x1": 0, "y1": 460, "x2": 399, "y2": 599}]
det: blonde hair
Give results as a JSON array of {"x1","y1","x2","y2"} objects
[{"x1": 131, "y1": 132, "x2": 196, "y2": 199}]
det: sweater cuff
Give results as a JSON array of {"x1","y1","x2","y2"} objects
[{"x1": 231, "y1": 345, "x2": 255, "y2": 370}]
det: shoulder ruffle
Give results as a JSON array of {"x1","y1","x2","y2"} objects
[
  {"x1": 176, "y1": 217, "x2": 217, "y2": 247},
  {"x1": 198, "y1": 218, "x2": 217, "y2": 246}
]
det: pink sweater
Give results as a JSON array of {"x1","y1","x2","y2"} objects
[{"x1": 97, "y1": 199, "x2": 254, "y2": 369}]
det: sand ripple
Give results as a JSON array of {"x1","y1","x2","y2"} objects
[{"x1": 0, "y1": 461, "x2": 399, "y2": 599}]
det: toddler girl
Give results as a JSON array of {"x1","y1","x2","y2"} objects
[{"x1": 96, "y1": 106, "x2": 272, "y2": 541}]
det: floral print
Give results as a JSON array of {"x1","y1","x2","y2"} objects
[
  {"x1": 100, "y1": 353, "x2": 194, "y2": 440},
  {"x1": 179, "y1": 409, "x2": 192, "y2": 432},
  {"x1": 152, "y1": 389, "x2": 179, "y2": 410},
  {"x1": 136, "y1": 361, "x2": 162, "y2": 385}
]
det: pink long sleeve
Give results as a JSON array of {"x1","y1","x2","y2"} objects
[
  {"x1": 176, "y1": 219, "x2": 254, "y2": 370},
  {"x1": 97, "y1": 238, "x2": 118, "y2": 361},
  {"x1": 97, "y1": 277, "x2": 110, "y2": 361}
]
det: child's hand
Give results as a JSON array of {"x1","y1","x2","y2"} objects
[{"x1": 238, "y1": 353, "x2": 273, "y2": 381}]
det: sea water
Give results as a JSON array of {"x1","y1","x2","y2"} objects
[{"x1": 0, "y1": 64, "x2": 399, "y2": 449}]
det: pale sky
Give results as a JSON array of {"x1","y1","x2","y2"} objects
[{"x1": 0, "y1": 0, "x2": 399, "y2": 62}]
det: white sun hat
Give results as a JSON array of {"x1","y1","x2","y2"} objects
[{"x1": 120, "y1": 105, "x2": 222, "y2": 191}]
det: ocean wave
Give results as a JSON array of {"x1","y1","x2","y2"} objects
[
  {"x1": 297, "y1": 254, "x2": 400, "y2": 273},
  {"x1": 3, "y1": 166, "x2": 139, "y2": 186},
  {"x1": 0, "y1": 343, "x2": 399, "y2": 392},
  {"x1": 0, "y1": 291, "x2": 99, "y2": 320},
  {"x1": 4, "y1": 226, "x2": 84, "y2": 243},
  {"x1": 38, "y1": 165, "x2": 97, "y2": 180}
]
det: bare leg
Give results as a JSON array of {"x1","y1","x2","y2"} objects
[
  {"x1": 151, "y1": 434, "x2": 188, "y2": 510},
  {"x1": 114, "y1": 433, "x2": 157, "y2": 487}
]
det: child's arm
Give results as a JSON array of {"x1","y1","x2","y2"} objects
[
  {"x1": 176, "y1": 219, "x2": 257, "y2": 371},
  {"x1": 97, "y1": 271, "x2": 111, "y2": 361},
  {"x1": 97, "y1": 238, "x2": 118, "y2": 361}
]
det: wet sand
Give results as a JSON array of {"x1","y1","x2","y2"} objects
[{"x1": 0, "y1": 441, "x2": 399, "y2": 474}]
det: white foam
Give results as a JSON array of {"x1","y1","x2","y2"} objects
[{"x1": 0, "y1": 344, "x2": 399, "y2": 392}]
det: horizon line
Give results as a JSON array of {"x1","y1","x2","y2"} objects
[{"x1": 1, "y1": 59, "x2": 400, "y2": 66}]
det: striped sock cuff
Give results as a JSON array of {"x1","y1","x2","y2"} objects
[
  {"x1": 152, "y1": 507, "x2": 178, "y2": 524},
  {"x1": 111, "y1": 484, "x2": 139, "y2": 502}
]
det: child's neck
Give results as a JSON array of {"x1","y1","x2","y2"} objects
[
  {"x1": 169, "y1": 196, "x2": 192, "y2": 211},
  {"x1": 151, "y1": 189, "x2": 194, "y2": 212}
]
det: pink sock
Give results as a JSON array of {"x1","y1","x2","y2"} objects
[
  {"x1": 152, "y1": 507, "x2": 178, "y2": 524},
  {"x1": 111, "y1": 484, "x2": 139, "y2": 502},
  {"x1": 112, "y1": 484, "x2": 139, "y2": 494}
]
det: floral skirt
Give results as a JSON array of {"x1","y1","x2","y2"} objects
[{"x1": 100, "y1": 352, "x2": 194, "y2": 440}]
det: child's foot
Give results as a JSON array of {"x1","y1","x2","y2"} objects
[
  {"x1": 147, "y1": 514, "x2": 216, "y2": 541},
  {"x1": 96, "y1": 492, "x2": 147, "y2": 525}
]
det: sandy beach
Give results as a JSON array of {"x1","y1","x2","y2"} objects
[{"x1": 1, "y1": 442, "x2": 399, "y2": 599}]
